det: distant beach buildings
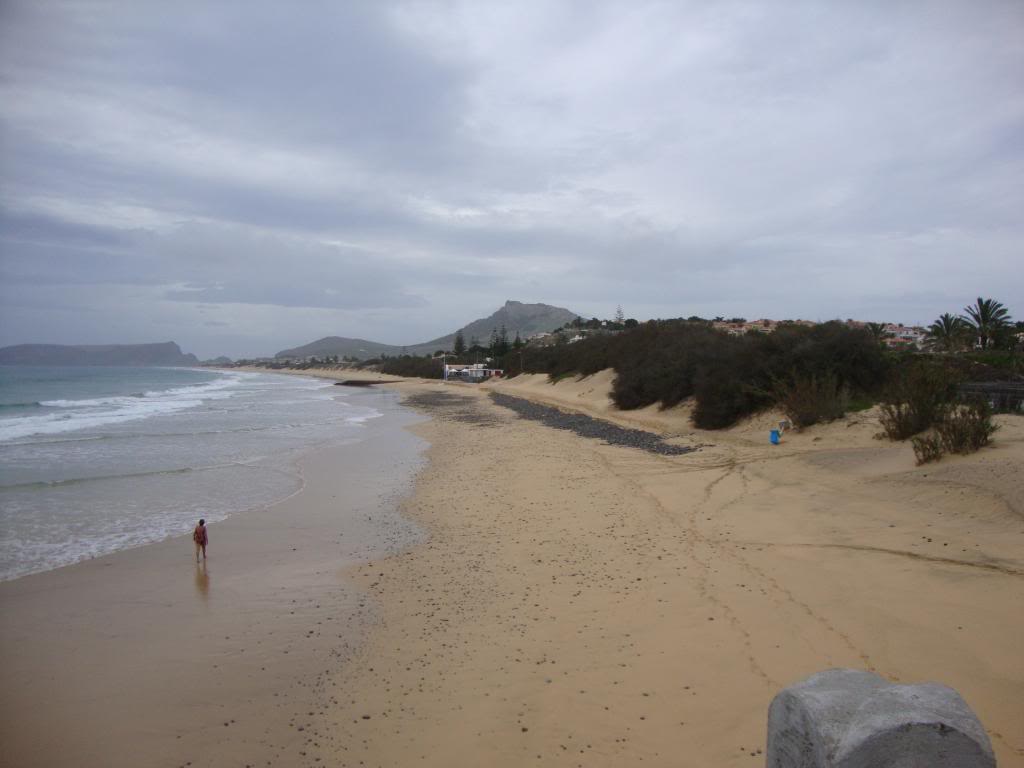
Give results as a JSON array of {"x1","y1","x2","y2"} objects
[{"x1": 444, "y1": 363, "x2": 504, "y2": 381}]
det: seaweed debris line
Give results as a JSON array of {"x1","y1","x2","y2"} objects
[{"x1": 489, "y1": 392, "x2": 699, "y2": 455}]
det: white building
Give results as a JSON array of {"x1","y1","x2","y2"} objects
[{"x1": 444, "y1": 363, "x2": 504, "y2": 381}]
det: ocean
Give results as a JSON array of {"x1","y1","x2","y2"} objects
[{"x1": 0, "y1": 366, "x2": 418, "y2": 581}]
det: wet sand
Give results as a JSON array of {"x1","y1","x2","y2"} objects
[{"x1": 0, "y1": 390, "x2": 425, "y2": 768}]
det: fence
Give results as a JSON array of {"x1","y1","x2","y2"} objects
[{"x1": 959, "y1": 381, "x2": 1024, "y2": 413}]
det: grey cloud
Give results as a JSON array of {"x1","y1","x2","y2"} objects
[
  {"x1": 1, "y1": 2, "x2": 472, "y2": 165},
  {"x1": 0, "y1": 209, "x2": 133, "y2": 251},
  {"x1": 1, "y1": 0, "x2": 1021, "y2": 357}
]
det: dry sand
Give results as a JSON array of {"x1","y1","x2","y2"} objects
[
  {"x1": 2, "y1": 370, "x2": 1022, "y2": 767},
  {"x1": 317, "y1": 374, "x2": 1022, "y2": 767}
]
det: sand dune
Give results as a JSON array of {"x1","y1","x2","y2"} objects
[{"x1": 313, "y1": 374, "x2": 1023, "y2": 766}]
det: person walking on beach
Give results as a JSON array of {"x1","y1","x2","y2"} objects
[{"x1": 193, "y1": 519, "x2": 208, "y2": 562}]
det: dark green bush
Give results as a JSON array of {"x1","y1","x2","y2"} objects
[
  {"x1": 611, "y1": 322, "x2": 721, "y2": 410},
  {"x1": 692, "y1": 369, "x2": 772, "y2": 428},
  {"x1": 376, "y1": 355, "x2": 444, "y2": 379},
  {"x1": 764, "y1": 322, "x2": 891, "y2": 396},
  {"x1": 512, "y1": 319, "x2": 888, "y2": 429},
  {"x1": 509, "y1": 333, "x2": 620, "y2": 381},
  {"x1": 879, "y1": 360, "x2": 960, "y2": 440},
  {"x1": 686, "y1": 322, "x2": 884, "y2": 428},
  {"x1": 776, "y1": 372, "x2": 850, "y2": 428}
]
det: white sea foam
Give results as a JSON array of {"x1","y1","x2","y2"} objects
[
  {"x1": 344, "y1": 410, "x2": 383, "y2": 424},
  {"x1": 0, "y1": 369, "x2": 408, "y2": 581},
  {"x1": 1, "y1": 375, "x2": 246, "y2": 442}
]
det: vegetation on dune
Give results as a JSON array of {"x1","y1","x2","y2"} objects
[
  {"x1": 912, "y1": 401, "x2": 999, "y2": 465},
  {"x1": 510, "y1": 319, "x2": 889, "y2": 429},
  {"x1": 249, "y1": 297, "x2": 1018, "y2": 452},
  {"x1": 775, "y1": 372, "x2": 850, "y2": 429},
  {"x1": 878, "y1": 360, "x2": 962, "y2": 441},
  {"x1": 374, "y1": 355, "x2": 446, "y2": 379}
]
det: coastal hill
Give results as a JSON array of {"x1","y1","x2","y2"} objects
[
  {"x1": 273, "y1": 336, "x2": 405, "y2": 361},
  {"x1": 419, "y1": 300, "x2": 579, "y2": 351},
  {"x1": 0, "y1": 341, "x2": 199, "y2": 367},
  {"x1": 275, "y1": 300, "x2": 578, "y2": 360}
]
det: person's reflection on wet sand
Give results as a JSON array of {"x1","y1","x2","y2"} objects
[{"x1": 194, "y1": 560, "x2": 210, "y2": 600}]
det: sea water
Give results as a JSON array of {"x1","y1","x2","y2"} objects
[{"x1": 0, "y1": 366, "x2": 409, "y2": 581}]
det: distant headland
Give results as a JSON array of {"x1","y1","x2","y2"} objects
[{"x1": 0, "y1": 341, "x2": 199, "y2": 367}]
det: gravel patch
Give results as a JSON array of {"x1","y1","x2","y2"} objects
[
  {"x1": 403, "y1": 391, "x2": 505, "y2": 427},
  {"x1": 489, "y1": 393, "x2": 699, "y2": 456}
]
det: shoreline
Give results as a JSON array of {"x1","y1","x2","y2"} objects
[
  {"x1": 0, "y1": 383, "x2": 427, "y2": 768},
  {"x1": 2, "y1": 369, "x2": 1022, "y2": 766},
  {"x1": 0, "y1": 367, "x2": 385, "y2": 583}
]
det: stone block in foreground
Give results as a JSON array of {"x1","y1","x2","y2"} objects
[{"x1": 766, "y1": 669, "x2": 995, "y2": 767}]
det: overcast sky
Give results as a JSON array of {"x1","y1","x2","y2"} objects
[{"x1": 1, "y1": 0, "x2": 1021, "y2": 358}]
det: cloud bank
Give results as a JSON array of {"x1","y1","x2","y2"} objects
[{"x1": 1, "y1": 0, "x2": 1021, "y2": 357}]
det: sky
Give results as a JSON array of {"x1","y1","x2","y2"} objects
[{"x1": 1, "y1": 0, "x2": 1021, "y2": 359}]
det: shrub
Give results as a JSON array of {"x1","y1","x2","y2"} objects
[
  {"x1": 879, "y1": 402, "x2": 920, "y2": 441},
  {"x1": 691, "y1": 357, "x2": 773, "y2": 429},
  {"x1": 910, "y1": 401, "x2": 998, "y2": 465},
  {"x1": 936, "y1": 400, "x2": 998, "y2": 454},
  {"x1": 912, "y1": 433, "x2": 944, "y2": 464},
  {"x1": 517, "y1": 318, "x2": 889, "y2": 430},
  {"x1": 377, "y1": 355, "x2": 444, "y2": 379},
  {"x1": 776, "y1": 372, "x2": 850, "y2": 428},
  {"x1": 879, "y1": 361, "x2": 960, "y2": 440},
  {"x1": 611, "y1": 322, "x2": 721, "y2": 410},
  {"x1": 961, "y1": 350, "x2": 1024, "y2": 376}
]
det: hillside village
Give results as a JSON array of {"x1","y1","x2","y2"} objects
[{"x1": 528, "y1": 317, "x2": 929, "y2": 351}]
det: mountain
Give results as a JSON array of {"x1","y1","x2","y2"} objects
[
  {"x1": 275, "y1": 301, "x2": 578, "y2": 360},
  {"x1": 0, "y1": 342, "x2": 200, "y2": 367},
  {"x1": 414, "y1": 300, "x2": 579, "y2": 352},
  {"x1": 275, "y1": 337, "x2": 405, "y2": 360}
]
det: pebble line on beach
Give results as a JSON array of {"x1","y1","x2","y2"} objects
[{"x1": 489, "y1": 392, "x2": 700, "y2": 455}]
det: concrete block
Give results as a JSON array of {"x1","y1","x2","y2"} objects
[{"x1": 766, "y1": 669, "x2": 995, "y2": 767}]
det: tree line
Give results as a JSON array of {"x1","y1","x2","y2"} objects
[
  {"x1": 365, "y1": 297, "x2": 1019, "y2": 430},
  {"x1": 925, "y1": 297, "x2": 1018, "y2": 352}
]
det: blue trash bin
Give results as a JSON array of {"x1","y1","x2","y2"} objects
[{"x1": 770, "y1": 429, "x2": 780, "y2": 445}]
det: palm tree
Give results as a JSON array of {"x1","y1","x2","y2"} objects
[
  {"x1": 866, "y1": 322, "x2": 890, "y2": 345},
  {"x1": 961, "y1": 297, "x2": 1012, "y2": 350},
  {"x1": 925, "y1": 313, "x2": 968, "y2": 352}
]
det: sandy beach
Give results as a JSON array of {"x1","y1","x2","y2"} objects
[
  {"x1": 0, "y1": 387, "x2": 425, "y2": 768},
  {"x1": 316, "y1": 376, "x2": 1024, "y2": 767},
  {"x1": 2, "y1": 371, "x2": 1022, "y2": 766}
]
